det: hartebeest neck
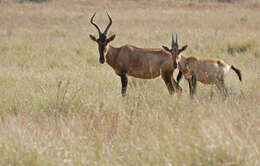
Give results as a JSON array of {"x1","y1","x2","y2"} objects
[
  {"x1": 105, "y1": 44, "x2": 119, "y2": 67},
  {"x1": 179, "y1": 55, "x2": 188, "y2": 63},
  {"x1": 178, "y1": 55, "x2": 188, "y2": 72}
]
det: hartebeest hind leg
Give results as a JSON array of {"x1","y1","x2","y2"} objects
[
  {"x1": 120, "y1": 70, "x2": 128, "y2": 97},
  {"x1": 216, "y1": 79, "x2": 228, "y2": 98},
  {"x1": 162, "y1": 72, "x2": 175, "y2": 95}
]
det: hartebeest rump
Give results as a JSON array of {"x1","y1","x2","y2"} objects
[
  {"x1": 162, "y1": 33, "x2": 242, "y2": 98},
  {"x1": 89, "y1": 12, "x2": 182, "y2": 96}
]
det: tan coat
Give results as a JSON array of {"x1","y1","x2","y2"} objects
[{"x1": 177, "y1": 55, "x2": 242, "y2": 97}]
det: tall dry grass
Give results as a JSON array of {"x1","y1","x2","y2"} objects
[{"x1": 0, "y1": 1, "x2": 259, "y2": 165}]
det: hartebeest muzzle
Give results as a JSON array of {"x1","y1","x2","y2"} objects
[
  {"x1": 99, "y1": 56, "x2": 105, "y2": 64},
  {"x1": 173, "y1": 61, "x2": 178, "y2": 69},
  {"x1": 99, "y1": 44, "x2": 106, "y2": 64},
  {"x1": 99, "y1": 58, "x2": 105, "y2": 64}
]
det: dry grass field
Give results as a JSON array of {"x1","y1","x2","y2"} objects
[{"x1": 0, "y1": 0, "x2": 259, "y2": 165}]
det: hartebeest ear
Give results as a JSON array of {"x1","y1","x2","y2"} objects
[
  {"x1": 179, "y1": 45, "x2": 188, "y2": 53},
  {"x1": 89, "y1": 35, "x2": 97, "y2": 42},
  {"x1": 107, "y1": 34, "x2": 116, "y2": 43},
  {"x1": 162, "y1": 46, "x2": 170, "y2": 52}
]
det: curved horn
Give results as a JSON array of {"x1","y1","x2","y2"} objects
[
  {"x1": 103, "y1": 12, "x2": 112, "y2": 35},
  {"x1": 176, "y1": 33, "x2": 178, "y2": 45},
  {"x1": 90, "y1": 12, "x2": 102, "y2": 35},
  {"x1": 172, "y1": 32, "x2": 175, "y2": 47}
]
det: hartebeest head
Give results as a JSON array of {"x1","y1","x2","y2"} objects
[
  {"x1": 162, "y1": 33, "x2": 188, "y2": 69},
  {"x1": 89, "y1": 12, "x2": 116, "y2": 64}
]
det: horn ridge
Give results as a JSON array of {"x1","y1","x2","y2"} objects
[
  {"x1": 172, "y1": 32, "x2": 175, "y2": 47},
  {"x1": 176, "y1": 33, "x2": 178, "y2": 45},
  {"x1": 90, "y1": 12, "x2": 102, "y2": 35},
  {"x1": 103, "y1": 12, "x2": 113, "y2": 35}
]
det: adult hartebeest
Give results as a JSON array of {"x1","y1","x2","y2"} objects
[
  {"x1": 162, "y1": 33, "x2": 242, "y2": 98},
  {"x1": 89, "y1": 12, "x2": 182, "y2": 97}
]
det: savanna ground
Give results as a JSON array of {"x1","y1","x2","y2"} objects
[{"x1": 0, "y1": 0, "x2": 259, "y2": 165}]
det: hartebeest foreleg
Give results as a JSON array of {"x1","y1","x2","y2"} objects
[
  {"x1": 188, "y1": 79, "x2": 193, "y2": 97},
  {"x1": 192, "y1": 75, "x2": 197, "y2": 97},
  {"x1": 120, "y1": 70, "x2": 128, "y2": 97},
  {"x1": 187, "y1": 74, "x2": 197, "y2": 98},
  {"x1": 171, "y1": 77, "x2": 182, "y2": 95},
  {"x1": 162, "y1": 71, "x2": 175, "y2": 95}
]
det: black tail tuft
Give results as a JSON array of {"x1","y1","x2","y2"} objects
[{"x1": 231, "y1": 65, "x2": 242, "y2": 81}]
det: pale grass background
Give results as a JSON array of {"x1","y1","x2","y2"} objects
[{"x1": 0, "y1": 0, "x2": 259, "y2": 165}]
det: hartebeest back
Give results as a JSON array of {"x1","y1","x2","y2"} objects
[
  {"x1": 162, "y1": 33, "x2": 242, "y2": 98},
  {"x1": 89, "y1": 12, "x2": 182, "y2": 97}
]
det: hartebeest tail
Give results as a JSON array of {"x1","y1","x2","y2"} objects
[
  {"x1": 231, "y1": 65, "x2": 242, "y2": 81},
  {"x1": 89, "y1": 12, "x2": 182, "y2": 97},
  {"x1": 162, "y1": 33, "x2": 242, "y2": 98}
]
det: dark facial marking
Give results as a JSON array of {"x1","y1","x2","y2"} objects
[
  {"x1": 173, "y1": 60, "x2": 178, "y2": 69},
  {"x1": 99, "y1": 43, "x2": 106, "y2": 64},
  {"x1": 97, "y1": 34, "x2": 108, "y2": 64}
]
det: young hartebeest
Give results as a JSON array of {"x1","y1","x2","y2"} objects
[
  {"x1": 162, "y1": 33, "x2": 242, "y2": 98},
  {"x1": 89, "y1": 12, "x2": 182, "y2": 97}
]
